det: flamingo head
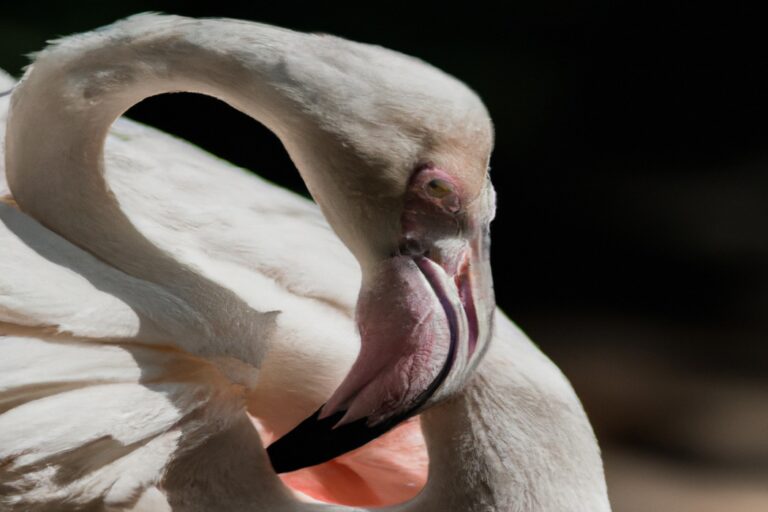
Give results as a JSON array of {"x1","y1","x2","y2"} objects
[{"x1": 265, "y1": 33, "x2": 496, "y2": 473}]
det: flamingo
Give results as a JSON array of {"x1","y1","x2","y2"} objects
[{"x1": 0, "y1": 15, "x2": 610, "y2": 511}]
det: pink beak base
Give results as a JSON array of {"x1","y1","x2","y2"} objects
[
  {"x1": 267, "y1": 256, "x2": 463, "y2": 473},
  {"x1": 320, "y1": 256, "x2": 454, "y2": 426}
]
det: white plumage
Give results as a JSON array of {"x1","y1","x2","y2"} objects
[{"x1": 0, "y1": 16, "x2": 610, "y2": 511}]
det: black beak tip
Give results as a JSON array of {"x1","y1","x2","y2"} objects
[{"x1": 266, "y1": 406, "x2": 400, "y2": 474}]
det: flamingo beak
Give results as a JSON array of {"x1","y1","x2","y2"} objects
[{"x1": 267, "y1": 225, "x2": 494, "y2": 474}]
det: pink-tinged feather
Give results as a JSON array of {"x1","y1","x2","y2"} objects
[{"x1": 279, "y1": 417, "x2": 428, "y2": 506}]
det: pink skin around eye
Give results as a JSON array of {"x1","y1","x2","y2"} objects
[
  {"x1": 408, "y1": 167, "x2": 463, "y2": 213},
  {"x1": 401, "y1": 167, "x2": 465, "y2": 243}
]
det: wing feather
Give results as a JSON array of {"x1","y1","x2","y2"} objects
[
  {"x1": 0, "y1": 336, "x2": 248, "y2": 511},
  {"x1": 0, "y1": 69, "x2": 360, "y2": 509}
]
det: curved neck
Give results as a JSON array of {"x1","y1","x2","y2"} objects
[
  {"x1": 409, "y1": 314, "x2": 611, "y2": 511},
  {"x1": 5, "y1": 16, "x2": 340, "y2": 363},
  {"x1": 8, "y1": 17, "x2": 298, "y2": 269}
]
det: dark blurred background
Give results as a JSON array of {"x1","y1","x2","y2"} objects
[{"x1": 2, "y1": 2, "x2": 767, "y2": 510}]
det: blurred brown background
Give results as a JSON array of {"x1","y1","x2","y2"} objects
[{"x1": 2, "y1": 2, "x2": 767, "y2": 509}]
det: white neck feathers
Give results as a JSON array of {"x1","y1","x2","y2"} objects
[{"x1": 413, "y1": 314, "x2": 611, "y2": 511}]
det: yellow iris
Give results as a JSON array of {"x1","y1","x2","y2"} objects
[{"x1": 425, "y1": 179, "x2": 453, "y2": 198}]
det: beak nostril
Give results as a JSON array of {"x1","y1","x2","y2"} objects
[{"x1": 399, "y1": 238, "x2": 425, "y2": 257}]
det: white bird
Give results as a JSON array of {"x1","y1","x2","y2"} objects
[{"x1": 0, "y1": 14, "x2": 610, "y2": 511}]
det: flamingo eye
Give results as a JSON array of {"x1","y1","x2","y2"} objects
[{"x1": 425, "y1": 178, "x2": 454, "y2": 198}]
